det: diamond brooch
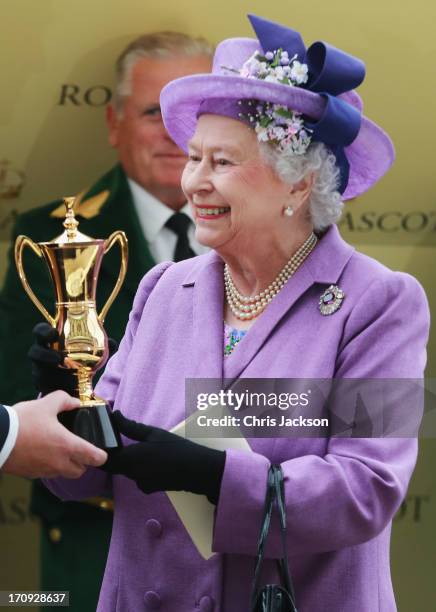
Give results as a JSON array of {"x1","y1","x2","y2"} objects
[{"x1": 319, "y1": 285, "x2": 345, "y2": 316}]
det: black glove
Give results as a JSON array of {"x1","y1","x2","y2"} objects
[
  {"x1": 28, "y1": 322, "x2": 76, "y2": 396},
  {"x1": 28, "y1": 322, "x2": 118, "y2": 397},
  {"x1": 104, "y1": 411, "x2": 226, "y2": 505}
]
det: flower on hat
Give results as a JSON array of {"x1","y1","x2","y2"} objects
[
  {"x1": 289, "y1": 61, "x2": 309, "y2": 85},
  {"x1": 228, "y1": 48, "x2": 308, "y2": 87},
  {"x1": 251, "y1": 102, "x2": 312, "y2": 155},
  {"x1": 224, "y1": 48, "x2": 312, "y2": 155},
  {"x1": 223, "y1": 49, "x2": 311, "y2": 155}
]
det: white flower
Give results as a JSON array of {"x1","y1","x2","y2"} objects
[
  {"x1": 257, "y1": 61, "x2": 269, "y2": 75},
  {"x1": 255, "y1": 126, "x2": 270, "y2": 142},
  {"x1": 273, "y1": 66, "x2": 286, "y2": 79},
  {"x1": 272, "y1": 126, "x2": 286, "y2": 140},
  {"x1": 239, "y1": 52, "x2": 264, "y2": 78},
  {"x1": 290, "y1": 61, "x2": 309, "y2": 85},
  {"x1": 264, "y1": 74, "x2": 280, "y2": 83}
]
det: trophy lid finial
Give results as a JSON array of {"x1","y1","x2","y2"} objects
[
  {"x1": 63, "y1": 197, "x2": 80, "y2": 241},
  {"x1": 51, "y1": 196, "x2": 95, "y2": 244}
]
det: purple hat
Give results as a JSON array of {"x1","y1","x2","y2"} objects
[{"x1": 160, "y1": 14, "x2": 395, "y2": 200}]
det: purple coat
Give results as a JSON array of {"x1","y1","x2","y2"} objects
[{"x1": 46, "y1": 225, "x2": 430, "y2": 612}]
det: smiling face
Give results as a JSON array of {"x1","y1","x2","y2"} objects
[
  {"x1": 182, "y1": 114, "x2": 303, "y2": 258},
  {"x1": 107, "y1": 54, "x2": 211, "y2": 209}
]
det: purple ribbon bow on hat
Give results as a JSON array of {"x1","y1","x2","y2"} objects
[{"x1": 248, "y1": 14, "x2": 366, "y2": 193}]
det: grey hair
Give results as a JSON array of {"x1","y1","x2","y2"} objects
[
  {"x1": 260, "y1": 142, "x2": 344, "y2": 231},
  {"x1": 113, "y1": 31, "x2": 214, "y2": 114}
]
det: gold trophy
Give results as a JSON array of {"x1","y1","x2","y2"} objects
[{"x1": 15, "y1": 197, "x2": 128, "y2": 449}]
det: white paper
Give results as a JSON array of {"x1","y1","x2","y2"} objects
[{"x1": 168, "y1": 407, "x2": 251, "y2": 559}]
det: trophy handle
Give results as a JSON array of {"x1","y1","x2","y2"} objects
[
  {"x1": 98, "y1": 230, "x2": 128, "y2": 323},
  {"x1": 14, "y1": 235, "x2": 58, "y2": 327}
]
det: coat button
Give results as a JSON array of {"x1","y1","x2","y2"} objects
[
  {"x1": 145, "y1": 519, "x2": 162, "y2": 537},
  {"x1": 143, "y1": 591, "x2": 161, "y2": 609},
  {"x1": 199, "y1": 595, "x2": 214, "y2": 611},
  {"x1": 48, "y1": 527, "x2": 62, "y2": 543}
]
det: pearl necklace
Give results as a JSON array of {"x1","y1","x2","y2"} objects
[{"x1": 224, "y1": 232, "x2": 317, "y2": 320}]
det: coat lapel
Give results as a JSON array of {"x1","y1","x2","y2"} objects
[
  {"x1": 222, "y1": 262, "x2": 315, "y2": 381},
  {"x1": 183, "y1": 251, "x2": 225, "y2": 382},
  {"x1": 223, "y1": 225, "x2": 355, "y2": 380}
]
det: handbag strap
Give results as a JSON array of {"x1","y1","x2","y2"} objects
[
  {"x1": 253, "y1": 466, "x2": 276, "y2": 588},
  {"x1": 251, "y1": 464, "x2": 297, "y2": 609},
  {"x1": 273, "y1": 466, "x2": 296, "y2": 604}
]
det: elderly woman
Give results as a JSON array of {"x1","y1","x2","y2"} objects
[{"x1": 41, "y1": 14, "x2": 429, "y2": 612}]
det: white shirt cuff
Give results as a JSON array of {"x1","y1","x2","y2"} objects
[{"x1": 0, "y1": 405, "x2": 19, "y2": 469}]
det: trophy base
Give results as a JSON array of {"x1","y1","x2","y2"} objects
[{"x1": 59, "y1": 402, "x2": 121, "y2": 450}]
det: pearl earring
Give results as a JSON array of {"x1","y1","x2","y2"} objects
[{"x1": 284, "y1": 205, "x2": 294, "y2": 217}]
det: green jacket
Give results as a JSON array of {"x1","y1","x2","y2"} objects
[{"x1": 0, "y1": 164, "x2": 156, "y2": 611}]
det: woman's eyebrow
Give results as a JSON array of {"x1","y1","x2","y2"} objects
[
  {"x1": 187, "y1": 140, "x2": 243, "y2": 156},
  {"x1": 187, "y1": 139, "x2": 200, "y2": 151}
]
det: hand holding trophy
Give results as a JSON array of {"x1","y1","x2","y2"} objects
[{"x1": 15, "y1": 197, "x2": 128, "y2": 449}]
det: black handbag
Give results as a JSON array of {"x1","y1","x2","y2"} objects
[{"x1": 251, "y1": 465, "x2": 298, "y2": 612}]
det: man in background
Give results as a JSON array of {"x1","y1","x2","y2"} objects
[{"x1": 0, "y1": 31, "x2": 212, "y2": 610}]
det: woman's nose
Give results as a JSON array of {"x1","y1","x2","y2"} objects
[{"x1": 183, "y1": 161, "x2": 213, "y2": 195}]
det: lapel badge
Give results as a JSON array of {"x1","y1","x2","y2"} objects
[
  {"x1": 50, "y1": 189, "x2": 110, "y2": 219},
  {"x1": 319, "y1": 285, "x2": 345, "y2": 316}
]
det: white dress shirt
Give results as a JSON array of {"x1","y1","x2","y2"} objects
[
  {"x1": 127, "y1": 178, "x2": 209, "y2": 263},
  {"x1": 0, "y1": 404, "x2": 18, "y2": 469}
]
